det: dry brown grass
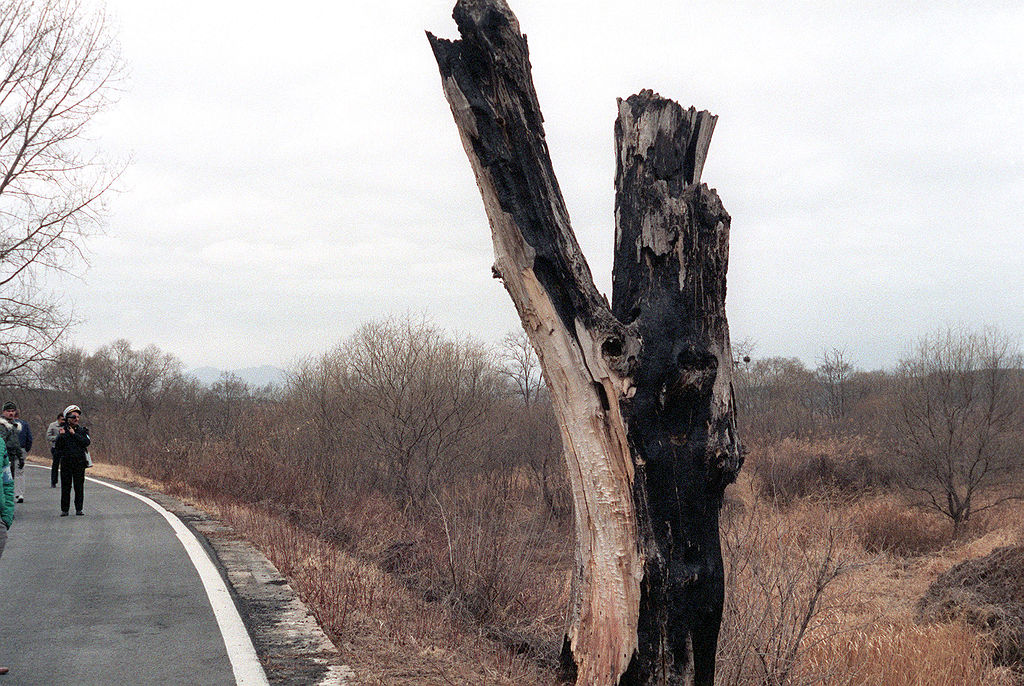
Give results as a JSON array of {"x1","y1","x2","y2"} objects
[
  {"x1": 85, "y1": 459, "x2": 564, "y2": 684},
  {"x1": 847, "y1": 495, "x2": 951, "y2": 557},
  {"x1": 81, "y1": 440, "x2": 1024, "y2": 685},
  {"x1": 216, "y1": 502, "x2": 556, "y2": 685},
  {"x1": 719, "y1": 471, "x2": 1024, "y2": 685},
  {"x1": 802, "y1": 621, "x2": 1016, "y2": 686}
]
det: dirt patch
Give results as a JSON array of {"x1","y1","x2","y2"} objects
[{"x1": 917, "y1": 545, "x2": 1024, "y2": 667}]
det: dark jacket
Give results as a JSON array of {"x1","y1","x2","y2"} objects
[
  {"x1": 0, "y1": 418, "x2": 22, "y2": 465},
  {"x1": 17, "y1": 419, "x2": 32, "y2": 453},
  {"x1": 54, "y1": 425, "x2": 90, "y2": 469}
]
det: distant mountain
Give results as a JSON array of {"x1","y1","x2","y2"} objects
[{"x1": 189, "y1": 365, "x2": 288, "y2": 388}]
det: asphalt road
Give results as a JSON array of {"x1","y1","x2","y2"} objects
[{"x1": 0, "y1": 464, "x2": 254, "y2": 685}]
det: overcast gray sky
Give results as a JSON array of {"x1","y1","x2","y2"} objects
[{"x1": 58, "y1": 0, "x2": 1023, "y2": 372}]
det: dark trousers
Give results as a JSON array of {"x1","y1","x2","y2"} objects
[
  {"x1": 51, "y1": 449, "x2": 60, "y2": 486},
  {"x1": 60, "y1": 462, "x2": 85, "y2": 514}
]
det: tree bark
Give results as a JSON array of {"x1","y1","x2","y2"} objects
[{"x1": 428, "y1": 2, "x2": 742, "y2": 684}]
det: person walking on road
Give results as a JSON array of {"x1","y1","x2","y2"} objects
[
  {"x1": 0, "y1": 425, "x2": 13, "y2": 675},
  {"x1": 0, "y1": 402, "x2": 24, "y2": 505},
  {"x1": 55, "y1": 405, "x2": 90, "y2": 516},
  {"x1": 46, "y1": 412, "x2": 64, "y2": 488},
  {"x1": 14, "y1": 408, "x2": 31, "y2": 503}
]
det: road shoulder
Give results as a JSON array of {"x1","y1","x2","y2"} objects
[{"x1": 106, "y1": 480, "x2": 354, "y2": 686}]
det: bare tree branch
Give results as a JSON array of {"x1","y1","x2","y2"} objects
[{"x1": 0, "y1": 0, "x2": 121, "y2": 382}]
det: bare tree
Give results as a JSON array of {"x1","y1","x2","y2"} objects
[
  {"x1": 336, "y1": 317, "x2": 504, "y2": 508},
  {"x1": 891, "y1": 326, "x2": 1024, "y2": 535},
  {"x1": 429, "y1": 2, "x2": 742, "y2": 683},
  {"x1": 498, "y1": 329, "x2": 544, "y2": 407},
  {"x1": 0, "y1": 0, "x2": 121, "y2": 382},
  {"x1": 39, "y1": 342, "x2": 90, "y2": 399},
  {"x1": 736, "y1": 356, "x2": 818, "y2": 442},
  {"x1": 285, "y1": 348, "x2": 359, "y2": 502},
  {"x1": 499, "y1": 329, "x2": 566, "y2": 514},
  {"x1": 88, "y1": 339, "x2": 183, "y2": 421},
  {"x1": 816, "y1": 348, "x2": 854, "y2": 423}
]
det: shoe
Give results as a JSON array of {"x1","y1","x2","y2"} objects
[
  {"x1": 51, "y1": 484, "x2": 57, "y2": 488},
  {"x1": 15, "y1": 496, "x2": 23, "y2": 503},
  {"x1": 0, "y1": 665, "x2": 9, "y2": 674},
  {"x1": 76, "y1": 511, "x2": 84, "y2": 516},
  {"x1": 60, "y1": 512, "x2": 68, "y2": 517}
]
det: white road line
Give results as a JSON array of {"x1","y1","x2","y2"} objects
[{"x1": 27, "y1": 464, "x2": 270, "y2": 686}]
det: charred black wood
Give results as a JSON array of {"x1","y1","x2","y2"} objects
[{"x1": 613, "y1": 91, "x2": 742, "y2": 686}]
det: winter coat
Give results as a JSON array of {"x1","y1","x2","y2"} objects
[
  {"x1": 17, "y1": 419, "x2": 32, "y2": 453},
  {"x1": 47, "y1": 421, "x2": 62, "y2": 450},
  {"x1": 1, "y1": 442, "x2": 12, "y2": 529},
  {"x1": 0, "y1": 418, "x2": 23, "y2": 467},
  {"x1": 54, "y1": 424, "x2": 91, "y2": 469}
]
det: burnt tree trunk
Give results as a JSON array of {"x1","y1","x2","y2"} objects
[{"x1": 428, "y1": 2, "x2": 742, "y2": 684}]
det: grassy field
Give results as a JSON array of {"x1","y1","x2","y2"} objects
[{"x1": 81, "y1": 436, "x2": 1024, "y2": 685}]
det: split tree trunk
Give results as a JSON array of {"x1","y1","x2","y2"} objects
[{"x1": 428, "y1": 2, "x2": 743, "y2": 684}]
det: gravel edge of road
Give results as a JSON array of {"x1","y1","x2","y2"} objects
[{"x1": 97, "y1": 478, "x2": 355, "y2": 686}]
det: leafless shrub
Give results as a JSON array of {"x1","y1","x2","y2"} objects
[
  {"x1": 428, "y1": 484, "x2": 569, "y2": 665},
  {"x1": 287, "y1": 316, "x2": 509, "y2": 510},
  {"x1": 213, "y1": 500, "x2": 554, "y2": 685},
  {"x1": 717, "y1": 492, "x2": 857, "y2": 686},
  {"x1": 890, "y1": 326, "x2": 1024, "y2": 535},
  {"x1": 750, "y1": 438, "x2": 898, "y2": 505},
  {"x1": 849, "y1": 497, "x2": 950, "y2": 557}
]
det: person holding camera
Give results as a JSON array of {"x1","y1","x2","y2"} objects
[{"x1": 55, "y1": 405, "x2": 90, "y2": 516}]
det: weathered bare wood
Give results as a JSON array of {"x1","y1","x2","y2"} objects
[
  {"x1": 428, "y1": 3, "x2": 642, "y2": 682},
  {"x1": 428, "y1": 2, "x2": 742, "y2": 684}
]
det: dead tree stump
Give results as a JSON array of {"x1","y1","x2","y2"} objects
[{"x1": 428, "y1": 2, "x2": 743, "y2": 684}]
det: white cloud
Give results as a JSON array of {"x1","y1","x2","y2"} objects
[{"x1": 56, "y1": 0, "x2": 1024, "y2": 370}]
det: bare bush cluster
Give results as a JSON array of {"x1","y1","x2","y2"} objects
[
  {"x1": 733, "y1": 348, "x2": 891, "y2": 442},
  {"x1": 718, "y1": 493, "x2": 856, "y2": 686},
  {"x1": 749, "y1": 437, "x2": 899, "y2": 505},
  {"x1": 736, "y1": 327, "x2": 1024, "y2": 535},
  {"x1": 28, "y1": 318, "x2": 572, "y2": 672},
  {"x1": 12, "y1": 321, "x2": 1024, "y2": 684},
  {"x1": 287, "y1": 318, "x2": 508, "y2": 508}
]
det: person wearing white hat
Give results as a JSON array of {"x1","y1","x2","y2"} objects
[{"x1": 55, "y1": 405, "x2": 90, "y2": 516}]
